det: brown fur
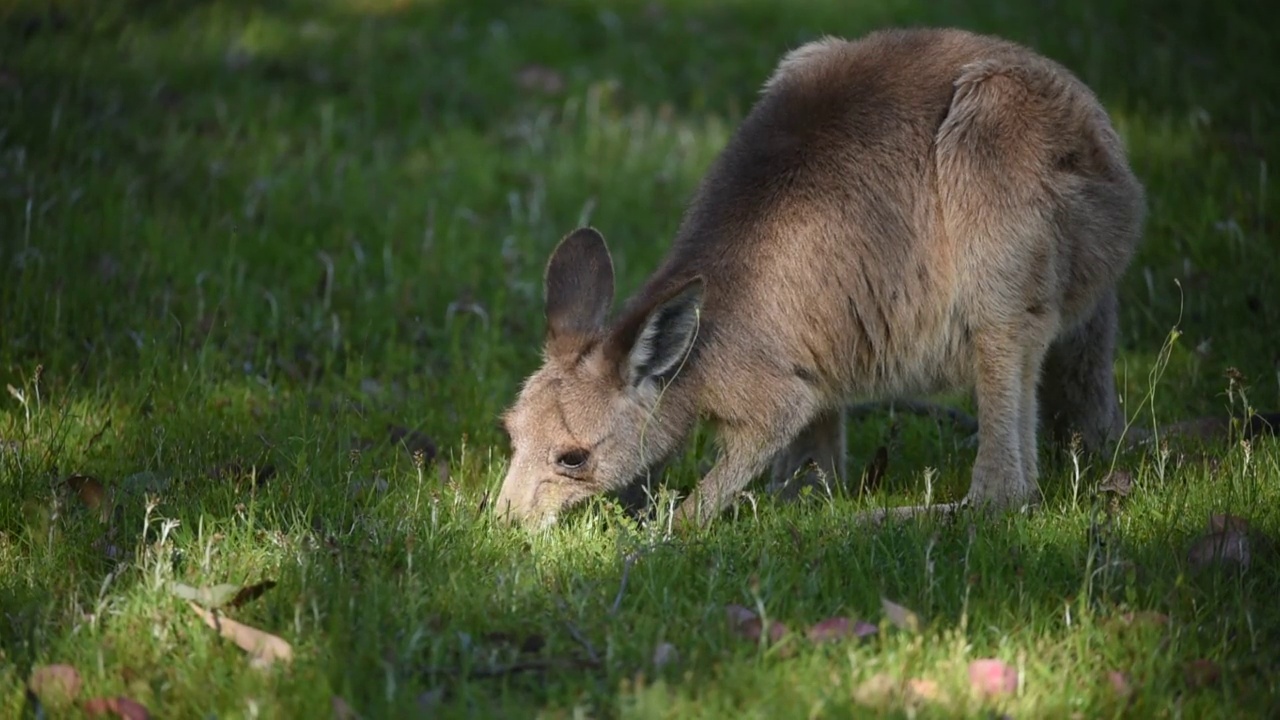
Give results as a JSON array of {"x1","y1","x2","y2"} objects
[{"x1": 494, "y1": 28, "x2": 1145, "y2": 529}]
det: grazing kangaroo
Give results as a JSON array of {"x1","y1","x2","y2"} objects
[{"x1": 494, "y1": 28, "x2": 1145, "y2": 529}]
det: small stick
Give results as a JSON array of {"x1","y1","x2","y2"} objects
[{"x1": 609, "y1": 552, "x2": 638, "y2": 616}]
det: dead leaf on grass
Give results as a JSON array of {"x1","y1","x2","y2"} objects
[
  {"x1": 388, "y1": 424, "x2": 436, "y2": 461},
  {"x1": 228, "y1": 580, "x2": 278, "y2": 608},
  {"x1": 906, "y1": 677, "x2": 944, "y2": 703},
  {"x1": 207, "y1": 461, "x2": 276, "y2": 489},
  {"x1": 187, "y1": 600, "x2": 293, "y2": 668},
  {"x1": 853, "y1": 672, "x2": 898, "y2": 707},
  {"x1": 1098, "y1": 469, "x2": 1133, "y2": 497},
  {"x1": 1116, "y1": 610, "x2": 1170, "y2": 630},
  {"x1": 652, "y1": 641, "x2": 679, "y2": 669},
  {"x1": 64, "y1": 474, "x2": 111, "y2": 520},
  {"x1": 1187, "y1": 529, "x2": 1250, "y2": 571},
  {"x1": 28, "y1": 664, "x2": 82, "y2": 705},
  {"x1": 1184, "y1": 658, "x2": 1221, "y2": 689},
  {"x1": 806, "y1": 616, "x2": 877, "y2": 643},
  {"x1": 170, "y1": 582, "x2": 241, "y2": 608},
  {"x1": 83, "y1": 696, "x2": 151, "y2": 719},
  {"x1": 1107, "y1": 670, "x2": 1132, "y2": 698},
  {"x1": 331, "y1": 695, "x2": 361, "y2": 720},
  {"x1": 968, "y1": 658, "x2": 1018, "y2": 697},
  {"x1": 724, "y1": 603, "x2": 787, "y2": 645},
  {"x1": 515, "y1": 64, "x2": 565, "y2": 94},
  {"x1": 1209, "y1": 513, "x2": 1249, "y2": 534},
  {"x1": 880, "y1": 597, "x2": 920, "y2": 633}
]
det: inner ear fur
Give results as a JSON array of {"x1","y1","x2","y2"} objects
[{"x1": 605, "y1": 276, "x2": 706, "y2": 386}]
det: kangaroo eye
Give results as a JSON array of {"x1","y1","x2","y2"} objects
[{"x1": 555, "y1": 449, "x2": 590, "y2": 470}]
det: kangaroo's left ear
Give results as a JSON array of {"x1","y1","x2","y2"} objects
[{"x1": 613, "y1": 277, "x2": 705, "y2": 391}]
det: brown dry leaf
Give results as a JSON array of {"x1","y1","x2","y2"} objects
[
  {"x1": 331, "y1": 695, "x2": 361, "y2": 720},
  {"x1": 806, "y1": 616, "x2": 877, "y2": 643},
  {"x1": 187, "y1": 601, "x2": 293, "y2": 668},
  {"x1": 515, "y1": 64, "x2": 565, "y2": 94},
  {"x1": 1115, "y1": 610, "x2": 1170, "y2": 631},
  {"x1": 968, "y1": 659, "x2": 1018, "y2": 697},
  {"x1": 652, "y1": 641, "x2": 679, "y2": 669},
  {"x1": 1107, "y1": 670, "x2": 1132, "y2": 699},
  {"x1": 1209, "y1": 514, "x2": 1249, "y2": 534},
  {"x1": 906, "y1": 677, "x2": 944, "y2": 703},
  {"x1": 853, "y1": 672, "x2": 899, "y2": 707},
  {"x1": 724, "y1": 603, "x2": 787, "y2": 646},
  {"x1": 880, "y1": 597, "x2": 920, "y2": 633},
  {"x1": 1187, "y1": 529, "x2": 1250, "y2": 571},
  {"x1": 65, "y1": 474, "x2": 110, "y2": 519},
  {"x1": 1184, "y1": 659, "x2": 1221, "y2": 689},
  {"x1": 28, "y1": 664, "x2": 82, "y2": 705},
  {"x1": 388, "y1": 424, "x2": 437, "y2": 461},
  {"x1": 1098, "y1": 470, "x2": 1133, "y2": 497},
  {"x1": 228, "y1": 580, "x2": 278, "y2": 609},
  {"x1": 83, "y1": 696, "x2": 151, "y2": 719}
]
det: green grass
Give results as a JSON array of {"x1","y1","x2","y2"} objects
[{"x1": 3, "y1": 0, "x2": 1279, "y2": 717}]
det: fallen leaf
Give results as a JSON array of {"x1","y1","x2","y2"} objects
[
  {"x1": 418, "y1": 687, "x2": 445, "y2": 710},
  {"x1": 1116, "y1": 610, "x2": 1170, "y2": 630},
  {"x1": 28, "y1": 664, "x2": 81, "y2": 704},
  {"x1": 64, "y1": 474, "x2": 110, "y2": 520},
  {"x1": 83, "y1": 696, "x2": 151, "y2": 719},
  {"x1": 1107, "y1": 670, "x2": 1132, "y2": 698},
  {"x1": 881, "y1": 597, "x2": 920, "y2": 633},
  {"x1": 515, "y1": 64, "x2": 565, "y2": 94},
  {"x1": 968, "y1": 659, "x2": 1018, "y2": 697},
  {"x1": 388, "y1": 424, "x2": 436, "y2": 461},
  {"x1": 331, "y1": 695, "x2": 360, "y2": 720},
  {"x1": 1209, "y1": 514, "x2": 1249, "y2": 534},
  {"x1": 187, "y1": 601, "x2": 293, "y2": 668},
  {"x1": 1098, "y1": 470, "x2": 1133, "y2": 497},
  {"x1": 208, "y1": 461, "x2": 276, "y2": 488},
  {"x1": 724, "y1": 603, "x2": 757, "y2": 630},
  {"x1": 724, "y1": 604, "x2": 786, "y2": 645},
  {"x1": 853, "y1": 672, "x2": 898, "y2": 707},
  {"x1": 1187, "y1": 529, "x2": 1250, "y2": 571},
  {"x1": 169, "y1": 582, "x2": 242, "y2": 608},
  {"x1": 228, "y1": 580, "x2": 278, "y2": 609},
  {"x1": 906, "y1": 677, "x2": 943, "y2": 703},
  {"x1": 652, "y1": 641, "x2": 679, "y2": 669},
  {"x1": 806, "y1": 616, "x2": 878, "y2": 643},
  {"x1": 1184, "y1": 659, "x2": 1220, "y2": 689}
]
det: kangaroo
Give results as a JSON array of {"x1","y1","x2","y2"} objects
[{"x1": 494, "y1": 27, "x2": 1145, "y2": 529}]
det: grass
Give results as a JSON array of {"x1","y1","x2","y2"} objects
[{"x1": 2, "y1": 0, "x2": 1279, "y2": 716}]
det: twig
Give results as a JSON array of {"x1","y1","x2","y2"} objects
[
  {"x1": 846, "y1": 399, "x2": 979, "y2": 434},
  {"x1": 562, "y1": 620, "x2": 600, "y2": 665},
  {"x1": 85, "y1": 417, "x2": 113, "y2": 452},
  {"x1": 609, "y1": 552, "x2": 638, "y2": 616}
]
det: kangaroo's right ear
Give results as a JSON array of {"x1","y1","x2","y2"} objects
[{"x1": 544, "y1": 227, "x2": 616, "y2": 353}]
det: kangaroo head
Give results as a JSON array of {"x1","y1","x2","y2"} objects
[{"x1": 494, "y1": 227, "x2": 705, "y2": 529}]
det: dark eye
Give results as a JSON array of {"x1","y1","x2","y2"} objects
[{"x1": 555, "y1": 449, "x2": 590, "y2": 470}]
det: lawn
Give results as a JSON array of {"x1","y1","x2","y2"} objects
[{"x1": 2, "y1": 0, "x2": 1279, "y2": 717}]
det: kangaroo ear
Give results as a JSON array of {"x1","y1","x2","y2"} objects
[
  {"x1": 620, "y1": 277, "x2": 705, "y2": 389},
  {"x1": 544, "y1": 227, "x2": 615, "y2": 351}
]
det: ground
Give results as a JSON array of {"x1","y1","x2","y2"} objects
[{"x1": 2, "y1": 0, "x2": 1279, "y2": 717}]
